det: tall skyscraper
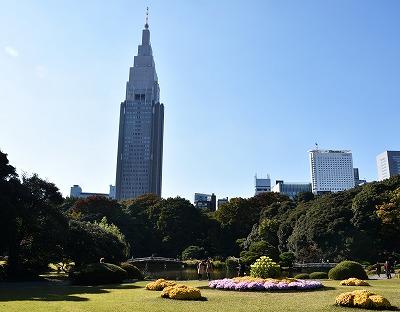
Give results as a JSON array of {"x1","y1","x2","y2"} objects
[
  {"x1": 309, "y1": 149, "x2": 355, "y2": 194},
  {"x1": 115, "y1": 13, "x2": 164, "y2": 200},
  {"x1": 376, "y1": 151, "x2": 400, "y2": 181}
]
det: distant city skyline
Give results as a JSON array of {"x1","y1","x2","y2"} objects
[{"x1": 1, "y1": 1, "x2": 399, "y2": 201}]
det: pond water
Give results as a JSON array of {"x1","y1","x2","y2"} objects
[
  {"x1": 143, "y1": 268, "x2": 237, "y2": 280},
  {"x1": 131, "y1": 261, "x2": 330, "y2": 281}
]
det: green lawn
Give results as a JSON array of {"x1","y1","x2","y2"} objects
[{"x1": 0, "y1": 279, "x2": 399, "y2": 312}]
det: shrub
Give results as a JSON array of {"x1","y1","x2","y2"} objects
[
  {"x1": 328, "y1": 261, "x2": 368, "y2": 280},
  {"x1": 182, "y1": 260, "x2": 198, "y2": 268},
  {"x1": 225, "y1": 257, "x2": 239, "y2": 270},
  {"x1": 120, "y1": 262, "x2": 143, "y2": 280},
  {"x1": 279, "y1": 252, "x2": 296, "y2": 267},
  {"x1": 250, "y1": 256, "x2": 280, "y2": 278},
  {"x1": 71, "y1": 263, "x2": 127, "y2": 285},
  {"x1": 145, "y1": 279, "x2": 176, "y2": 291},
  {"x1": 161, "y1": 284, "x2": 202, "y2": 300},
  {"x1": 181, "y1": 246, "x2": 205, "y2": 260},
  {"x1": 309, "y1": 272, "x2": 328, "y2": 279},
  {"x1": 294, "y1": 273, "x2": 310, "y2": 279},
  {"x1": 335, "y1": 289, "x2": 392, "y2": 310},
  {"x1": 340, "y1": 278, "x2": 370, "y2": 286},
  {"x1": 212, "y1": 260, "x2": 225, "y2": 269}
]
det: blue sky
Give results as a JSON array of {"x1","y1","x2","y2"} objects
[{"x1": 1, "y1": 0, "x2": 399, "y2": 201}]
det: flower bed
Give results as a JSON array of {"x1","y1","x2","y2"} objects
[
  {"x1": 208, "y1": 277, "x2": 323, "y2": 291},
  {"x1": 340, "y1": 278, "x2": 370, "y2": 286},
  {"x1": 336, "y1": 289, "x2": 392, "y2": 310},
  {"x1": 145, "y1": 279, "x2": 176, "y2": 291},
  {"x1": 161, "y1": 284, "x2": 202, "y2": 300}
]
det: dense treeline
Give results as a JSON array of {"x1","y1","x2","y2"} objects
[{"x1": 1, "y1": 149, "x2": 399, "y2": 279}]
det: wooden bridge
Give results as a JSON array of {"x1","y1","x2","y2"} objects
[{"x1": 128, "y1": 257, "x2": 183, "y2": 264}]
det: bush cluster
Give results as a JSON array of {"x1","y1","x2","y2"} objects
[
  {"x1": 120, "y1": 262, "x2": 143, "y2": 280},
  {"x1": 145, "y1": 279, "x2": 177, "y2": 291},
  {"x1": 161, "y1": 284, "x2": 202, "y2": 300},
  {"x1": 328, "y1": 261, "x2": 368, "y2": 280},
  {"x1": 340, "y1": 278, "x2": 370, "y2": 286},
  {"x1": 294, "y1": 273, "x2": 310, "y2": 279},
  {"x1": 70, "y1": 263, "x2": 127, "y2": 285},
  {"x1": 225, "y1": 257, "x2": 239, "y2": 270},
  {"x1": 336, "y1": 289, "x2": 392, "y2": 309},
  {"x1": 309, "y1": 272, "x2": 328, "y2": 279}
]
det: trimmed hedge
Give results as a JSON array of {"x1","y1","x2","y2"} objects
[
  {"x1": 294, "y1": 273, "x2": 310, "y2": 279},
  {"x1": 71, "y1": 263, "x2": 127, "y2": 285},
  {"x1": 328, "y1": 261, "x2": 368, "y2": 280},
  {"x1": 309, "y1": 272, "x2": 328, "y2": 279},
  {"x1": 120, "y1": 262, "x2": 144, "y2": 280}
]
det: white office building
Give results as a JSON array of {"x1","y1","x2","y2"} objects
[
  {"x1": 70, "y1": 185, "x2": 116, "y2": 199},
  {"x1": 376, "y1": 151, "x2": 400, "y2": 181},
  {"x1": 309, "y1": 149, "x2": 355, "y2": 194},
  {"x1": 255, "y1": 174, "x2": 271, "y2": 195}
]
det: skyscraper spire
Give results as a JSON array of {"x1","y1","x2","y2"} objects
[
  {"x1": 115, "y1": 19, "x2": 164, "y2": 200},
  {"x1": 145, "y1": 7, "x2": 149, "y2": 29}
]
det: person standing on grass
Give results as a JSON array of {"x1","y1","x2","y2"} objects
[
  {"x1": 206, "y1": 258, "x2": 214, "y2": 281},
  {"x1": 384, "y1": 260, "x2": 392, "y2": 279},
  {"x1": 376, "y1": 261, "x2": 381, "y2": 278},
  {"x1": 197, "y1": 260, "x2": 205, "y2": 280}
]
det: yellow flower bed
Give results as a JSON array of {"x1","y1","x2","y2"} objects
[
  {"x1": 161, "y1": 284, "x2": 202, "y2": 300},
  {"x1": 145, "y1": 279, "x2": 176, "y2": 291},
  {"x1": 336, "y1": 289, "x2": 392, "y2": 310},
  {"x1": 339, "y1": 278, "x2": 370, "y2": 286}
]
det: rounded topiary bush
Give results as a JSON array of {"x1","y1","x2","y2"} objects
[
  {"x1": 71, "y1": 263, "x2": 127, "y2": 285},
  {"x1": 145, "y1": 279, "x2": 177, "y2": 291},
  {"x1": 250, "y1": 256, "x2": 280, "y2": 278},
  {"x1": 328, "y1": 261, "x2": 368, "y2": 280},
  {"x1": 161, "y1": 284, "x2": 202, "y2": 300},
  {"x1": 120, "y1": 262, "x2": 144, "y2": 280},
  {"x1": 310, "y1": 272, "x2": 328, "y2": 279},
  {"x1": 294, "y1": 273, "x2": 310, "y2": 279}
]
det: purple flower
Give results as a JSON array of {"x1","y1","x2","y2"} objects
[
  {"x1": 264, "y1": 282, "x2": 278, "y2": 290},
  {"x1": 209, "y1": 278, "x2": 323, "y2": 292},
  {"x1": 235, "y1": 282, "x2": 249, "y2": 291},
  {"x1": 247, "y1": 282, "x2": 265, "y2": 291}
]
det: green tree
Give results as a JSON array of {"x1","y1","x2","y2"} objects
[
  {"x1": 181, "y1": 245, "x2": 205, "y2": 260},
  {"x1": 66, "y1": 220, "x2": 129, "y2": 266}
]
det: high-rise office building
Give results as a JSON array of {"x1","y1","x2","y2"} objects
[
  {"x1": 255, "y1": 174, "x2": 271, "y2": 195},
  {"x1": 309, "y1": 149, "x2": 355, "y2": 194},
  {"x1": 194, "y1": 193, "x2": 217, "y2": 211},
  {"x1": 376, "y1": 151, "x2": 400, "y2": 181},
  {"x1": 115, "y1": 14, "x2": 164, "y2": 200},
  {"x1": 353, "y1": 168, "x2": 367, "y2": 186},
  {"x1": 272, "y1": 180, "x2": 312, "y2": 199}
]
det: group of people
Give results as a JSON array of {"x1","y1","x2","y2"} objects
[
  {"x1": 376, "y1": 260, "x2": 396, "y2": 279},
  {"x1": 197, "y1": 258, "x2": 214, "y2": 280}
]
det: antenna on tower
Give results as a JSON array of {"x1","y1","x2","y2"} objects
[
  {"x1": 315, "y1": 142, "x2": 319, "y2": 150},
  {"x1": 145, "y1": 7, "x2": 149, "y2": 29}
]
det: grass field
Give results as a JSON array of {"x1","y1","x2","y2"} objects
[{"x1": 0, "y1": 279, "x2": 399, "y2": 312}]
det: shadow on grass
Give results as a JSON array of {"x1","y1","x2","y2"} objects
[
  {"x1": 162, "y1": 296, "x2": 208, "y2": 302},
  {"x1": 0, "y1": 281, "x2": 141, "y2": 302}
]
